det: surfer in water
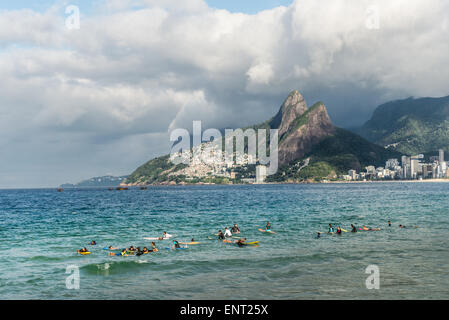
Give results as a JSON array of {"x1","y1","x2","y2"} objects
[
  {"x1": 224, "y1": 227, "x2": 232, "y2": 238},
  {"x1": 151, "y1": 242, "x2": 158, "y2": 252},
  {"x1": 90, "y1": 241, "x2": 96, "y2": 245},
  {"x1": 265, "y1": 222, "x2": 272, "y2": 231},
  {"x1": 110, "y1": 249, "x2": 128, "y2": 256},
  {"x1": 217, "y1": 230, "x2": 225, "y2": 240},
  {"x1": 351, "y1": 224, "x2": 357, "y2": 232},
  {"x1": 159, "y1": 231, "x2": 172, "y2": 240},
  {"x1": 316, "y1": 232, "x2": 321, "y2": 239},
  {"x1": 336, "y1": 226, "x2": 342, "y2": 235},
  {"x1": 77, "y1": 247, "x2": 88, "y2": 254},
  {"x1": 172, "y1": 240, "x2": 181, "y2": 249},
  {"x1": 235, "y1": 238, "x2": 247, "y2": 247},
  {"x1": 388, "y1": 220, "x2": 392, "y2": 227},
  {"x1": 328, "y1": 224, "x2": 334, "y2": 233},
  {"x1": 231, "y1": 224, "x2": 240, "y2": 234}
]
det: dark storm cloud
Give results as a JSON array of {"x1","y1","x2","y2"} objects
[{"x1": 1, "y1": 0, "x2": 449, "y2": 187}]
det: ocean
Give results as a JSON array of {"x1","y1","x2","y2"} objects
[{"x1": 0, "y1": 183, "x2": 448, "y2": 300}]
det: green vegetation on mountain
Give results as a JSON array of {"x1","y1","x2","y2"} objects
[
  {"x1": 125, "y1": 155, "x2": 188, "y2": 185},
  {"x1": 356, "y1": 95, "x2": 449, "y2": 155},
  {"x1": 267, "y1": 128, "x2": 401, "y2": 182}
]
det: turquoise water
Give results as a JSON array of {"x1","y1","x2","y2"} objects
[{"x1": 0, "y1": 183, "x2": 448, "y2": 300}]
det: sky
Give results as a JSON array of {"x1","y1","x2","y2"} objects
[
  {"x1": 1, "y1": 0, "x2": 449, "y2": 188},
  {"x1": 0, "y1": 0, "x2": 293, "y2": 14}
]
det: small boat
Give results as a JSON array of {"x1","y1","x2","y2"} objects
[{"x1": 116, "y1": 187, "x2": 129, "y2": 191}]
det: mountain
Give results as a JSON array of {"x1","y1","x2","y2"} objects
[
  {"x1": 265, "y1": 92, "x2": 400, "y2": 182},
  {"x1": 356, "y1": 95, "x2": 449, "y2": 155},
  {"x1": 124, "y1": 90, "x2": 400, "y2": 185},
  {"x1": 60, "y1": 175, "x2": 128, "y2": 188}
]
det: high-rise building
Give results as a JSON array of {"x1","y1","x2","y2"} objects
[
  {"x1": 256, "y1": 165, "x2": 267, "y2": 183},
  {"x1": 423, "y1": 165, "x2": 433, "y2": 179},
  {"x1": 439, "y1": 149, "x2": 445, "y2": 163},
  {"x1": 386, "y1": 159, "x2": 399, "y2": 170},
  {"x1": 348, "y1": 170, "x2": 357, "y2": 180},
  {"x1": 401, "y1": 156, "x2": 411, "y2": 179},
  {"x1": 438, "y1": 161, "x2": 447, "y2": 178},
  {"x1": 401, "y1": 156, "x2": 408, "y2": 167},
  {"x1": 410, "y1": 158, "x2": 420, "y2": 179}
]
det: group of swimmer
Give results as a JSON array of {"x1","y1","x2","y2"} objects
[
  {"x1": 77, "y1": 242, "x2": 160, "y2": 256},
  {"x1": 77, "y1": 231, "x2": 199, "y2": 255},
  {"x1": 108, "y1": 242, "x2": 160, "y2": 256},
  {"x1": 316, "y1": 220, "x2": 417, "y2": 238},
  {"x1": 77, "y1": 222, "x2": 274, "y2": 255},
  {"x1": 215, "y1": 222, "x2": 272, "y2": 246}
]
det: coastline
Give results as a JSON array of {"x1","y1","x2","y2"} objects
[
  {"x1": 322, "y1": 179, "x2": 449, "y2": 184},
  {"x1": 117, "y1": 178, "x2": 449, "y2": 188}
]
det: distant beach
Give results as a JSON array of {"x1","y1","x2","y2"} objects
[{"x1": 323, "y1": 179, "x2": 449, "y2": 184}]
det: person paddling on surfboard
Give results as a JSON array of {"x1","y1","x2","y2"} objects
[
  {"x1": 265, "y1": 222, "x2": 272, "y2": 231},
  {"x1": 171, "y1": 240, "x2": 181, "y2": 250},
  {"x1": 151, "y1": 242, "x2": 158, "y2": 252},
  {"x1": 351, "y1": 224, "x2": 357, "y2": 233},
  {"x1": 336, "y1": 226, "x2": 342, "y2": 235},
  {"x1": 217, "y1": 230, "x2": 225, "y2": 240},
  {"x1": 110, "y1": 249, "x2": 128, "y2": 256},
  {"x1": 77, "y1": 247, "x2": 88, "y2": 254},
  {"x1": 235, "y1": 238, "x2": 247, "y2": 247},
  {"x1": 224, "y1": 227, "x2": 232, "y2": 238},
  {"x1": 231, "y1": 224, "x2": 240, "y2": 234},
  {"x1": 316, "y1": 232, "x2": 321, "y2": 239},
  {"x1": 328, "y1": 224, "x2": 334, "y2": 233},
  {"x1": 158, "y1": 231, "x2": 172, "y2": 240}
]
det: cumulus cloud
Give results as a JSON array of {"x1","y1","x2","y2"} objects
[{"x1": 1, "y1": 0, "x2": 449, "y2": 187}]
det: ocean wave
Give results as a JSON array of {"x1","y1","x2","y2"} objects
[
  {"x1": 29, "y1": 255, "x2": 66, "y2": 262},
  {"x1": 80, "y1": 259, "x2": 153, "y2": 276}
]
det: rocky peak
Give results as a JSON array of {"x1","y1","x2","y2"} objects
[
  {"x1": 270, "y1": 90, "x2": 308, "y2": 137},
  {"x1": 278, "y1": 101, "x2": 336, "y2": 166}
]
